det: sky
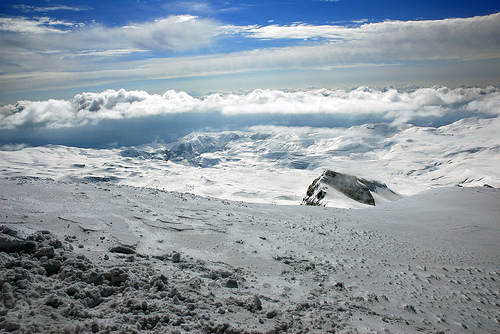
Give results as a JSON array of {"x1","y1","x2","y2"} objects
[{"x1": 0, "y1": 0, "x2": 499, "y2": 103}]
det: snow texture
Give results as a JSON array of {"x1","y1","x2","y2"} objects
[{"x1": 0, "y1": 177, "x2": 499, "y2": 333}]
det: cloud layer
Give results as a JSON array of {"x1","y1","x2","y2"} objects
[
  {"x1": 1, "y1": 86, "x2": 498, "y2": 147},
  {"x1": 0, "y1": 15, "x2": 218, "y2": 74},
  {"x1": 1, "y1": 13, "x2": 499, "y2": 98}
]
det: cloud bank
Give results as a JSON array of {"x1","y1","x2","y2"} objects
[
  {"x1": 0, "y1": 15, "x2": 218, "y2": 74},
  {"x1": 1, "y1": 86, "x2": 498, "y2": 147},
  {"x1": 1, "y1": 13, "x2": 499, "y2": 98}
]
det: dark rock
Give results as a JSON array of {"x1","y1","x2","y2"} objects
[
  {"x1": 35, "y1": 246, "x2": 56, "y2": 259},
  {"x1": 0, "y1": 235, "x2": 36, "y2": 253},
  {"x1": 225, "y1": 279, "x2": 238, "y2": 289},
  {"x1": 266, "y1": 310, "x2": 278, "y2": 319},
  {"x1": 46, "y1": 294, "x2": 64, "y2": 308},
  {"x1": 172, "y1": 252, "x2": 181, "y2": 263},
  {"x1": 334, "y1": 282, "x2": 345, "y2": 290},
  {"x1": 246, "y1": 295, "x2": 262, "y2": 312},
  {"x1": 90, "y1": 320, "x2": 99, "y2": 333},
  {"x1": 302, "y1": 170, "x2": 400, "y2": 206},
  {"x1": 4, "y1": 322, "x2": 21, "y2": 332},
  {"x1": 109, "y1": 245, "x2": 136, "y2": 254},
  {"x1": 43, "y1": 259, "x2": 62, "y2": 276},
  {"x1": 99, "y1": 286, "x2": 115, "y2": 297},
  {"x1": 218, "y1": 270, "x2": 233, "y2": 278},
  {"x1": 0, "y1": 226, "x2": 18, "y2": 237},
  {"x1": 1, "y1": 283, "x2": 15, "y2": 309},
  {"x1": 66, "y1": 284, "x2": 81, "y2": 296},
  {"x1": 168, "y1": 287, "x2": 179, "y2": 298},
  {"x1": 84, "y1": 271, "x2": 103, "y2": 285},
  {"x1": 106, "y1": 268, "x2": 129, "y2": 286},
  {"x1": 84, "y1": 289, "x2": 103, "y2": 308},
  {"x1": 22, "y1": 240, "x2": 37, "y2": 253}
]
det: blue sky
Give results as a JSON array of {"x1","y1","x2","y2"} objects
[{"x1": 0, "y1": 0, "x2": 499, "y2": 102}]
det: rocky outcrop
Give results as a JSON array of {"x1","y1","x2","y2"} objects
[{"x1": 302, "y1": 170, "x2": 400, "y2": 207}]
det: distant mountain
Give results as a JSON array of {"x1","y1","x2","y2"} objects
[
  {"x1": 302, "y1": 170, "x2": 401, "y2": 208},
  {"x1": 120, "y1": 132, "x2": 244, "y2": 167},
  {"x1": 1, "y1": 117, "x2": 498, "y2": 206}
]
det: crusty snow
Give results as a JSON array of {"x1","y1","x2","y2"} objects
[{"x1": 0, "y1": 177, "x2": 499, "y2": 333}]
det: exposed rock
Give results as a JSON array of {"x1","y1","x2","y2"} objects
[
  {"x1": 106, "y1": 268, "x2": 129, "y2": 286},
  {"x1": 171, "y1": 252, "x2": 181, "y2": 263},
  {"x1": 45, "y1": 294, "x2": 64, "y2": 308},
  {"x1": 109, "y1": 245, "x2": 136, "y2": 254},
  {"x1": 246, "y1": 295, "x2": 262, "y2": 312},
  {"x1": 302, "y1": 170, "x2": 400, "y2": 207},
  {"x1": 225, "y1": 279, "x2": 238, "y2": 289},
  {"x1": 0, "y1": 233, "x2": 36, "y2": 253},
  {"x1": 34, "y1": 246, "x2": 56, "y2": 259},
  {"x1": 3, "y1": 321, "x2": 20, "y2": 332}
]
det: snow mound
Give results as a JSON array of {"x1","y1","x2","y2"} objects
[{"x1": 302, "y1": 170, "x2": 400, "y2": 208}]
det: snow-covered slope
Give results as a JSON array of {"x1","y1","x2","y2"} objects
[
  {"x1": 0, "y1": 177, "x2": 498, "y2": 333},
  {"x1": 0, "y1": 117, "x2": 499, "y2": 206},
  {"x1": 302, "y1": 170, "x2": 401, "y2": 208}
]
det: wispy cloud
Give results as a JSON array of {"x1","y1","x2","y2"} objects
[
  {"x1": 72, "y1": 48, "x2": 150, "y2": 58},
  {"x1": 0, "y1": 16, "x2": 78, "y2": 34},
  {"x1": 163, "y1": 1, "x2": 247, "y2": 15},
  {"x1": 0, "y1": 15, "x2": 219, "y2": 75},
  {"x1": 224, "y1": 13, "x2": 500, "y2": 53},
  {"x1": 12, "y1": 4, "x2": 92, "y2": 12},
  {"x1": 0, "y1": 13, "x2": 499, "y2": 97},
  {"x1": 220, "y1": 23, "x2": 350, "y2": 40}
]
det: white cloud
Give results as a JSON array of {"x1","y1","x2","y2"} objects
[
  {"x1": 228, "y1": 23, "x2": 351, "y2": 40},
  {"x1": 72, "y1": 48, "x2": 150, "y2": 57},
  {"x1": 0, "y1": 143, "x2": 29, "y2": 151},
  {"x1": 12, "y1": 5, "x2": 91, "y2": 12},
  {"x1": 0, "y1": 14, "x2": 219, "y2": 78},
  {"x1": 1, "y1": 86, "x2": 498, "y2": 131},
  {"x1": 117, "y1": 15, "x2": 216, "y2": 51},
  {"x1": 0, "y1": 15, "x2": 217, "y2": 53},
  {"x1": 224, "y1": 13, "x2": 500, "y2": 63},
  {"x1": 0, "y1": 16, "x2": 76, "y2": 34},
  {"x1": 0, "y1": 13, "x2": 499, "y2": 96}
]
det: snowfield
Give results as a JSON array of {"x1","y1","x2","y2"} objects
[
  {"x1": 1, "y1": 177, "x2": 499, "y2": 333},
  {"x1": 1, "y1": 102, "x2": 499, "y2": 332},
  {"x1": 1, "y1": 116, "x2": 499, "y2": 207}
]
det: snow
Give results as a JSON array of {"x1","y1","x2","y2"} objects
[
  {"x1": 0, "y1": 117, "x2": 499, "y2": 205},
  {"x1": 0, "y1": 107, "x2": 499, "y2": 332},
  {"x1": 0, "y1": 177, "x2": 498, "y2": 333}
]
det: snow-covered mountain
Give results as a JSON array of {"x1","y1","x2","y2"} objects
[
  {"x1": 302, "y1": 170, "x2": 401, "y2": 208},
  {"x1": 121, "y1": 132, "x2": 246, "y2": 167},
  {"x1": 1, "y1": 87, "x2": 499, "y2": 333},
  {"x1": 1, "y1": 116, "x2": 498, "y2": 206}
]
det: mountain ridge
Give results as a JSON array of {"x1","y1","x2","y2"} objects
[{"x1": 302, "y1": 170, "x2": 401, "y2": 208}]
